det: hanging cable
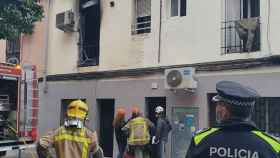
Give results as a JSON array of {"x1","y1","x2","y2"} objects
[{"x1": 267, "y1": 0, "x2": 272, "y2": 55}]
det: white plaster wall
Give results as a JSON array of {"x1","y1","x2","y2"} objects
[
  {"x1": 47, "y1": 0, "x2": 280, "y2": 75},
  {"x1": 47, "y1": 0, "x2": 80, "y2": 75},
  {"x1": 0, "y1": 40, "x2": 6, "y2": 63}
]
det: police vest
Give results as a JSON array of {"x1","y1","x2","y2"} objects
[
  {"x1": 128, "y1": 117, "x2": 150, "y2": 145},
  {"x1": 192, "y1": 128, "x2": 280, "y2": 158}
]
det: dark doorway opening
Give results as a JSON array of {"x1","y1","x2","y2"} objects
[
  {"x1": 98, "y1": 99, "x2": 115, "y2": 157},
  {"x1": 145, "y1": 97, "x2": 166, "y2": 158},
  {"x1": 146, "y1": 97, "x2": 166, "y2": 125}
]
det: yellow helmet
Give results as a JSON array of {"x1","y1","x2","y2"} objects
[{"x1": 66, "y1": 100, "x2": 88, "y2": 120}]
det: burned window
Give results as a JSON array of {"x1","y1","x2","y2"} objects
[
  {"x1": 79, "y1": 0, "x2": 100, "y2": 67},
  {"x1": 221, "y1": 0, "x2": 260, "y2": 54},
  {"x1": 132, "y1": 0, "x2": 151, "y2": 34},
  {"x1": 6, "y1": 36, "x2": 20, "y2": 64}
]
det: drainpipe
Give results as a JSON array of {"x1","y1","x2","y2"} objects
[
  {"x1": 43, "y1": 0, "x2": 51, "y2": 93},
  {"x1": 157, "y1": 0, "x2": 163, "y2": 63}
]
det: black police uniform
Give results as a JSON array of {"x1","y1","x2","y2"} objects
[{"x1": 185, "y1": 81, "x2": 280, "y2": 158}]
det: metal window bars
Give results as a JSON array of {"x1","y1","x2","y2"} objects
[{"x1": 221, "y1": 17, "x2": 261, "y2": 54}]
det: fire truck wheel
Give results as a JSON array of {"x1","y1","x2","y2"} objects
[{"x1": 0, "y1": 151, "x2": 6, "y2": 157}]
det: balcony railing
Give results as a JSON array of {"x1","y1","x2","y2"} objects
[
  {"x1": 78, "y1": 42, "x2": 99, "y2": 67},
  {"x1": 221, "y1": 17, "x2": 260, "y2": 54}
]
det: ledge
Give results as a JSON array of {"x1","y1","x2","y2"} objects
[{"x1": 38, "y1": 55, "x2": 280, "y2": 82}]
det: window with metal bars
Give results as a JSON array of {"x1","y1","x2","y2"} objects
[
  {"x1": 221, "y1": 0, "x2": 260, "y2": 54},
  {"x1": 6, "y1": 36, "x2": 20, "y2": 64},
  {"x1": 132, "y1": 0, "x2": 151, "y2": 34}
]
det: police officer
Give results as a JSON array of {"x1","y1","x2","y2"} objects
[{"x1": 185, "y1": 81, "x2": 280, "y2": 158}]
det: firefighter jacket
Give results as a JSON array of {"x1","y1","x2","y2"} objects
[
  {"x1": 123, "y1": 116, "x2": 154, "y2": 146},
  {"x1": 185, "y1": 120, "x2": 280, "y2": 158},
  {"x1": 37, "y1": 126, "x2": 103, "y2": 158}
]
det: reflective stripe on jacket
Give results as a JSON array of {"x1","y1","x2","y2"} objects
[
  {"x1": 39, "y1": 126, "x2": 99, "y2": 158},
  {"x1": 126, "y1": 117, "x2": 151, "y2": 145}
]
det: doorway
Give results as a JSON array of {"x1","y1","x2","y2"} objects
[
  {"x1": 145, "y1": 97, "x2": 166, "y2": 125},
  {"x1": 97, "y1": 99, "x2": 115, "y2": 157}
]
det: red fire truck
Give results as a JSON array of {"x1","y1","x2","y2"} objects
[{"x1": 0, "y1": 63, "x2": 38, "y2": 156}]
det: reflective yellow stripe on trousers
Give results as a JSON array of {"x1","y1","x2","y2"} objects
[{"x1": 54, "y1": 133, "x2": 91, "y2": 158}]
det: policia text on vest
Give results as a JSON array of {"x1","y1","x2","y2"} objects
[{"x1": 209, "y1": 147, "x2": 259, "y2": 158}]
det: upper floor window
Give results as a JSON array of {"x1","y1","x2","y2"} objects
[
  {"x1": 171, "y1": 0, "x2": 187, "y2": 17},
  {"x1": 221, "y1": 0, "x2": 260, "y2": 54},
  {"x1": 6, "y1": 36, "x2": 20, "y2": 64},
  {"x1": 132, "y1": 0, "x2": 151, "y2": 35},
  {"x1": 78, "y1": 0, "x2": 100, "y2": 67}
]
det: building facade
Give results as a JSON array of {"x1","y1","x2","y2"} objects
[
  {"x1": 0, "y1": 1, "x2": 48, "y2": 78},
  {"x1": 39, "y1": 0, "x2": 280, "y2": 157}
]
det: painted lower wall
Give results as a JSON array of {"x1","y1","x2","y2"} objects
[{"x1": 39, "y1": 67, "x2": 280, "y2": 157}]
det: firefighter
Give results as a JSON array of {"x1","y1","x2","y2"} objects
[
  {"x1": 37, "y1": 100, "x2": 104, "y2": 158},
  {"x1": 153, "y1": 106, "x2": 172, "y2": 158},
  {"x1": 185, "y1": 81, "x2": 280, "y2": 158},
  {"x1": 122, "y1": 106, "x2": 154, "y2": 158}
]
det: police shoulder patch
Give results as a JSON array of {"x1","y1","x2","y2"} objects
[
  {"x1": 195, "y1": 128, "x2": 211, "y2": 135},
  {"x1": 194, "y1": 128, "x2": 220, "y2": 145},
  {"x1": 252, "y1": 130, "x2": 280, "y2": 153}
]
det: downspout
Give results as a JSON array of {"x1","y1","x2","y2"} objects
[
  {"x1": 157, "y1": 0, "x2": 163, "y2": 63},
  {"x1": 43, "y1": 0, "x2": 51, "y2": 93}
]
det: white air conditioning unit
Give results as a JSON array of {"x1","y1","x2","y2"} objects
[
  {"x1": 56, "y1": 10, "x2": 75, "y2": 32},
  {"x1": 164, "y1": 67, "x2": 197, "y2": 91}
]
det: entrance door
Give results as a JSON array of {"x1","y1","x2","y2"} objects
[
  {"x1": 145, "y1": 97, "x2": 166, "y2": 124},
  {"x1": 171, "y1": 107, "x2": 199, "y2": 158},
  {"x1": 98, "y1": 99, "x2": 115, "y2": 157}
]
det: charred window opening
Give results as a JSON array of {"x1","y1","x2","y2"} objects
[
  {"x1": 6, "y1": 36, "x2": 20, "y2": 64},
  {"x1": 221, "y1": 0, "x2": 260, "y2": 54},
  {"x1": 79, "y1": 0, "x2": 100, "y2": 67}
]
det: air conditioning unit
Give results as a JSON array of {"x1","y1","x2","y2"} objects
[
  {"x1": 56, "y1": 10, "x2": 75, "y2": 32},
  {"x1": 164, "y1": 67, "x2": 197, "y2": 91}
]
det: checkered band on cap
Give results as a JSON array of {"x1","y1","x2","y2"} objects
[{"x1": 221, "y1": 96, "x2": 255, "y2": 107}]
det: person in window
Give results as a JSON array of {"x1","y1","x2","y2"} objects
[
  {"x1": 37, "y1": 100, "x2": 104, "y2": 158},
  {"x1": 113, "y1": 107, "x2": 127, "y2": 158},
  {"x1": 185, "y1": 81, "x2": 280, "y2": 158}
]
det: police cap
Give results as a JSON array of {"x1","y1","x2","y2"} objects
[{"x1": 212, "y1": 81, "x2": 259, "y2": 107}]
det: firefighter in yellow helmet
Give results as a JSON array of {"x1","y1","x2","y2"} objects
[
  {"x1": 122, "y1": 106, "x2": 154, "y2": 158},
  {"x1": 37, "y1": 100, "x2": 104, "y2": 158}
]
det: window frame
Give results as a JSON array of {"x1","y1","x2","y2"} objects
[
  {"x1": 170, "y1": 0, "x2": 187, "y2": 18},
  {"x1": 132, "y1": 0, "x2": 151, "y2": 35}
]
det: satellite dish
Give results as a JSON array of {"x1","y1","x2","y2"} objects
[
  {"x1": 166, "y1": 70, "x2": 183, "y2": 87},
  {"x1": 7, "y1": 57, "x2": 19, "y2": 64}
]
